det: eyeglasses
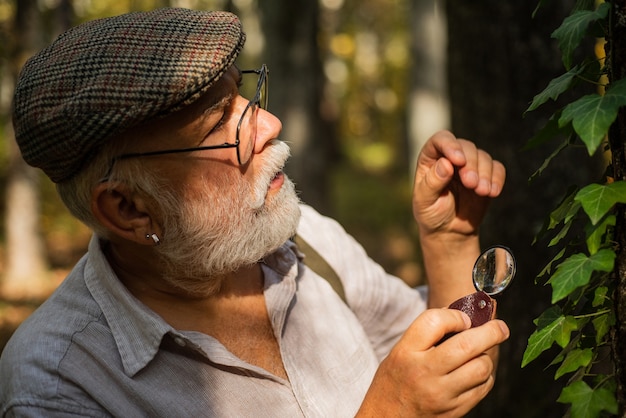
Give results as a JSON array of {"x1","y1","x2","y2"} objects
[{"x1": 103, "y1": 65, "x2": 268, "y2": 179}]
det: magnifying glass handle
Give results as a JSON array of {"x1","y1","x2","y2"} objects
[
  {"x1": 438, "y1": 291, "x2": 496, "y2": 344},
  {"x1": 449, "y1": 291, "x2": 496, "y2": 327}
]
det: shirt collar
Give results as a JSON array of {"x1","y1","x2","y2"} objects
[
  {"x1": 82, "y1": 235, "x2": 300, "y2": 377},
  {"x1": 83, "y1": 236, "x2": 176, "y2": 376}
]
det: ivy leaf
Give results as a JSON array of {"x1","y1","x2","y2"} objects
[
  {"x1": 559, "y1": 78, "x2": 626, "y2": 155},
  {"x1": 522, "y1": 307, "x2": 579, "y2": 367},
  {"x1": 549, "y1": 187, "x2": 581, "y2": 229},
  {"x1": 585, "y1": 214, "x2": 615, "y2": 255},
  {"x1": 548, "y1": 250, "x2": 615, "y2": 303},
  {"x1": 536, "y1": 248, "x2": 566, "y2": 281},
  {"x1": 554, "y1": 348, "x2": 593, "y2": 380},
  {"x1": 557, "y1": 380, "x2": 618, "y2": 418},
  {"x1": 575, "y1": 181, "x2": 626, "y2": 225},
  {"x1": 528, "y1": 136, "x2": 571, "y2": 182},
  {"x1": 592, "y1": 286, "x2": 609, "y2": 307},
  {"x1": 549, "y1": 220, "x2": 573, "y2": 247},
  {"x1": 551, "y1": 2, "x2": 610, "y2": 69},
  {"x1": 524, "y1": 111, "x2": 573, "y2": 153},
  {"x1": 592, "y1": 312, "x2": 615, "y2": 345},
  {"x1": 526, "y1": 66, "x2": 582, "y2": 112}
]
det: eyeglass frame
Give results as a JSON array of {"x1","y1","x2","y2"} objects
[{"x1": 102, "y1": 64, "x2": 269, "y2": 180}]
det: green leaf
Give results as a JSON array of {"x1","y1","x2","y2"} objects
[
  {"x1": 558, "y1": 380, "x2": 618, "y2": 418},
  {"x1": 554, "y1": 348, "x2": 593, "y2": 380},
  {"x1": 548, "y1": 250, "x2": 615, "y2": 303},
  {"x1": 592, "y1": 286, "x2": 609, "y2": 307},
  {"x1": 532, "y1": 186, "x2": 580, "y2": 247},
  {"x1": 575, "y1": 181, "x2": 626, "y2": 225},
  {"x1": 559, "y1": 78, "x2": 626, "y2": 155},
  {"x1": 551, "y1": 3, "x2": 610, "y2": 69},
  {"x1": 526, "y1": 66, "x2": 582, "y2": 112},
  {"x1": 536, "y1": 248, "x2": 566, "y2": 281},
  {"x1": 549, "y1": 187, "x2": 581, "y2": 229},
  {"x1": 592, "y1": 312, "x2": 615, "y2": 345},
  {"x1": 522, "y1": 307, "x2": 579, "y2": 367},
  {"x1": 585, "y1": 214, "x2": 615, "y2": 255},
  {"x1": 528, "y1": 136, "x2": 571, "y2": 182},
  {"x1": 549, "y1": 220, "x2": 573, "y2": 247},
  {"x1": 524, "y1": 111, "x2": 574, "y2": 153}
]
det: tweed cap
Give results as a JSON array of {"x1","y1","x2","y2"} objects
[{"x1": 12, "y1": 8, "x2": 245, "y2": 183}]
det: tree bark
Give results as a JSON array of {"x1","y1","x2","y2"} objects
[{"x1": 608, "y1": 0, "x2": 626, "y2": 413}]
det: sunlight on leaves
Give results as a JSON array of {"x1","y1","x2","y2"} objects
[
  {"x1": 584, "y1": 214, "x2": 615, "y2": 255},
  {"x1": 575, "y1": 181, "x2": 626, "y2": 225},
  {"x1": 558, "y1": 380, "x2": 617, "y2": 418},
  {"x1": 522, "y1": 306, "x2": 579, "y2": 367},
  {"x1": 548, "y1": 250, "x2": 615, "y2": 303},
  {"x1": 560, "y1": 78, "x2": 626, "y2": 155}
]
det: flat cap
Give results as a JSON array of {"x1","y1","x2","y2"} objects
[{"x1": 12, "y1": 8, "x2": 245, "y2": 183}]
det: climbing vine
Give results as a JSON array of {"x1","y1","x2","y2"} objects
[{"x1": 522, "y1": 0, "x2": 626, "y2": 417}]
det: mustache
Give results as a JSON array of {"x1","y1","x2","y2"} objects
[{"x1": 250, "y1": 140, "x2": 291, "y2": 209}]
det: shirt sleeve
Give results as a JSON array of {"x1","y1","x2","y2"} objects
[{"x1": 296, "y1": 204, "x2": 428, "y2": 360}]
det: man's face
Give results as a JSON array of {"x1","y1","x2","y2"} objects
[{"x1": 126, "y1": 66, "x2": 301, "y2": 294}]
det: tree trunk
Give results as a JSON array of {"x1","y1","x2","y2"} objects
[
  {"x1": 2, "y1": 0, "x2": 48, "y2": 299},
  {"x1": 408, "y1": 0, "x2": 449, "y2": 175},
  {"x1": 446, "y1": 1, "x2": 600, "y2": 416},
  {"x1": 257, "y1": 0, "x2": 337, "y2": 214},
  {"x1": 608, "y1": 0, "x2": 626, "y2": 412}
]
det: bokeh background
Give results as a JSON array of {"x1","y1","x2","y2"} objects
[{"x1": 0, "y1": 1, "x2": 606, "y2": 416}]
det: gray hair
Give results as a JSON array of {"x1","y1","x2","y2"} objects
[{"x1": 55, "y1": 138, "x2": 176, "y2": 240}]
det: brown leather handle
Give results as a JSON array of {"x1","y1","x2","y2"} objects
[{"x1": 448, "y1": 291, "x2": 496, "y2": 328}]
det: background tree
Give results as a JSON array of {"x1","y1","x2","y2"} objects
[
  {"x1": 256, "y1": 0, "x2": 336, "y2": 213},
  {"x1": 2, "y1": 0, "x2": 49, "y2": 299},
  {"x1": 446, "y1": 1, "x2": 602, "y2": 416}
]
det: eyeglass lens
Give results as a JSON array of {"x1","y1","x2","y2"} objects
[{"x1": 238, "y1": 66, "x2": 268, "y2": 165}]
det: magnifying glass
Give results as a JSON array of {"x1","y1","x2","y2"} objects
[
  {"x1": 472, "y1": 245, "x2": 516, "y2": 296},
  {"x1": 448, "y1": 245, "x2": 516, "y2": 328}
]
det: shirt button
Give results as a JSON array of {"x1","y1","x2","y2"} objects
[{"x1": 174, "y1": 337, "x2": 186, "y2": 347}]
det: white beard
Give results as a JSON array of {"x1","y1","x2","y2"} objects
[{"x1": 154, "y1": 140, "x2": 301, "y2": 295}]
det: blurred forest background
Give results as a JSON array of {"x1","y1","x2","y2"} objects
[{"x1": 0, "y1": 0, "x2": 607, "y2": 416}]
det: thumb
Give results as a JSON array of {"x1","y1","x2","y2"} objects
[
  {"x1": 414, "y1": 158, "x2": 455, "y2": 205},
  {"x1": 404, "y1": 309, "x2": 472, "y2": 351}
]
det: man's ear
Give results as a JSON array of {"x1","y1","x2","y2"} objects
[{"x1": 91, "y1": 182, "x2": 160, "y2": 245}]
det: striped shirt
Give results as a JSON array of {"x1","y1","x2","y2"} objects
[{"x1": 0, "y1": 204, "x2": 427, "y2": 417}]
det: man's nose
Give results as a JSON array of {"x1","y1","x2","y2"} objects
[{"x1": 252, "y1": 107, "x2": 283, "y2": 153}]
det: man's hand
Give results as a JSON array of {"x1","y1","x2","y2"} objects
[
  {"x1": 413, "y1": 130, "x2": 506, "y2": 238},
  {"x1": 357, "y1": 309, "x2": 510, "y2": 417}
]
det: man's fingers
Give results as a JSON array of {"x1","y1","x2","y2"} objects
[
  {"x1": 455, "y1": 140, "x2": 506, "y2": 197},
  {"x1": 436, "y1": 319, "x2": 510, "y2": 371}
]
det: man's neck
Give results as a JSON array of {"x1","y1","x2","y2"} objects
[{"x1": 103, "y1": 240, "x2": 287, "y2": 378}]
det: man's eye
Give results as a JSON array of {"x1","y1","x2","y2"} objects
[
  {"x1": 205, "y1": 115, "x2": 227, "y2": 139},
  {"x1": 212, "y1": 115, "x2": 227, "y2": 132}
]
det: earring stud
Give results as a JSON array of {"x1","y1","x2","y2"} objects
[{"x1": 146, "y1": 233, "x2": 161, "y2": 246}]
